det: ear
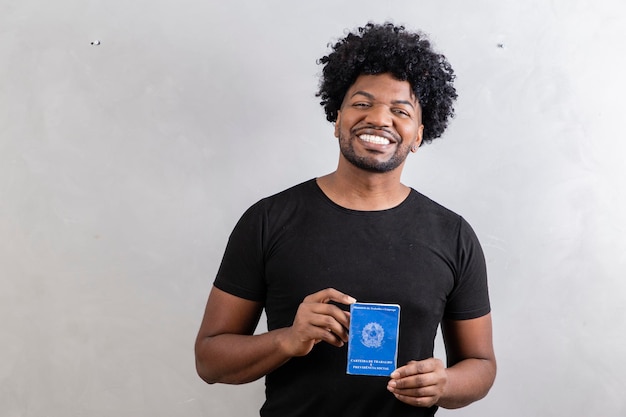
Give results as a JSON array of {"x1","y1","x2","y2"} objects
[
  {"x1": 334, "y1": 111, "x2": 341, "y2": 138},
  {"x1": 411, "y1": 124, "x2": 424, "y2": 152}
]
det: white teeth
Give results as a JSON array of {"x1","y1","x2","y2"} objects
[{"x1": 359, "y1": 134, "x2": 390, "y2": 145}]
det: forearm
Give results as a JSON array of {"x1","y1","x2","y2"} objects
[
  {"x1": 195, "y1": 328, "x2": 292, "y2": 385},
  {"x1": 437, "y1": 357, "x2": 496, "y2": 409}
]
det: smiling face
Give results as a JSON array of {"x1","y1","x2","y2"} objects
[{"x1": 334, "y1": 73, "x2": 424, "y2": 173}]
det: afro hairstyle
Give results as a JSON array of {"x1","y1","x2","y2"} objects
[{"x1": 316, "y1": 22, "x2": 457, "y2": 143}]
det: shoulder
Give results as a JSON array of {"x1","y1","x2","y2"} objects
[
  {"x1": 406, "y1": 189, "x2": 482, "y2": 244},
  {"x1": 237, "y1": 179, "x2": 320, "y2": 225},
  {"x1": 264, "y1": 178, "x2": 317, "y2": 202},
  {"x1": 249, "y1": 179, "x2": 318, "y2": 212},
  {"x1": 407, "y1": 189, "x2": 462, "y2": 225}
]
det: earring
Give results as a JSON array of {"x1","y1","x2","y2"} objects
[{"x1": 411, "y1": 144, "x2": 418, "y2": 152}]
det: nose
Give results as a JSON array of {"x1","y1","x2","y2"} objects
[{"x1": 364, "y1": 104, "x2": 392, "y2": 127}]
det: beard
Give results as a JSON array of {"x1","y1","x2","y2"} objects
[{"x1": 338, "y1": 132, "x2": 410, "y2": 173}]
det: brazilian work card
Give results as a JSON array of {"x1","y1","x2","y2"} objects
[{"x1": 346, "y1": 302, "x2": 400, "y2": 376}]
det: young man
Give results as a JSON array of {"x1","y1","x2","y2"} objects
[{"x1": 195, "y1": 22, "x2": 496, "y2": 417}]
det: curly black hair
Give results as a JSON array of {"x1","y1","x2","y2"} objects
[{"x1": 316, "y1": 22, "x2": 457, "y2": 143}]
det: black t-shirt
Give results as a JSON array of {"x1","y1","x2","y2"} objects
[{"x1": 215, "y1": 179, "x2": 490, "y2": 417}]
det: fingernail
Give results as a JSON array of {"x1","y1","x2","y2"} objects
[
  {"x1": 388, "y1": 380, "x2": 396, "y2": 388},
  {"x1": 347, "y1": 296, "x2": 357, "y2": 304},
  {"x1": 390, "y1": 371, "x2": 399, "y2": 378}
]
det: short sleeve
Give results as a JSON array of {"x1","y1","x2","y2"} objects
[
  {"x1": 213, "y1": 202, "x2": 267, "y2": 303},
  {"x1": 443, "y1": 217, "x2": 491, "y2": 320}
]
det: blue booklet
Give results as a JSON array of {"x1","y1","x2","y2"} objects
[{"x1": 346, "y1": 302, "x2": 401, "y2": 376}]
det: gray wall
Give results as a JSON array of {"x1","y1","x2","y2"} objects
[{"x1": 2, "y1": 1, "x2": 625, "y2": 416}]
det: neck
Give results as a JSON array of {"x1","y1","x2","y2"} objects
[{"x1": 317, "y1": 161, "x2": 410, "y2": 211}]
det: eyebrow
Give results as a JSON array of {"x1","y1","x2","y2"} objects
[{"x1": 350, "y1": 90, "x2": 416, "y2": 109}]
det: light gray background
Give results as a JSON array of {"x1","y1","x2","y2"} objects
[{"x1": 1, "y1": 0, "x2": 625, "y2": 416}]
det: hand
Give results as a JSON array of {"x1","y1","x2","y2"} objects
[
  {"x1": 278, "y1": 288, "x2": 356, "y2": 358},
  {"x1": 386, "y1": 358, "x2": 448, "y2": 408}
]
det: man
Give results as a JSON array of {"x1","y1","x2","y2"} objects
[{"x1": 195, "y1": 22, "x2": 496, "y2": 417}]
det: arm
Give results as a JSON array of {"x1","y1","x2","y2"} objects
[
  {"x1": 194, "y1": 286, "x2": 356, "y2": 385},
  {"x1": 387, "y1": 313, "x2": 496, "y2": 409}
]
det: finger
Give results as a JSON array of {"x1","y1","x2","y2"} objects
[
  {"x1": 305, "y1": 302, "x2": 352, "y2": 333},
  {"x1": 307, "y1": 309, "x2": 350, "y2": 342},
  {"x1": 387, "y1": 377, "x2": 440, "y2": 407},
  {"x1": 314, "y1": 325, "x2": 346, "y2": 347},
  {"x1": 390, "y1": 359, "x2": 438, "y2": 379},
  {"x1": 293, "y1": 303, "x2": 349, "y2": 341},
  {"x1": 303, "y1": 288, "x2": 357, "y2": 306},
  {"x1": 390, "y1": 391, "x2": 437, "y2": 408},
  {"x1": 388, "y1": 377, "x2": 438, "y2": 394}
]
